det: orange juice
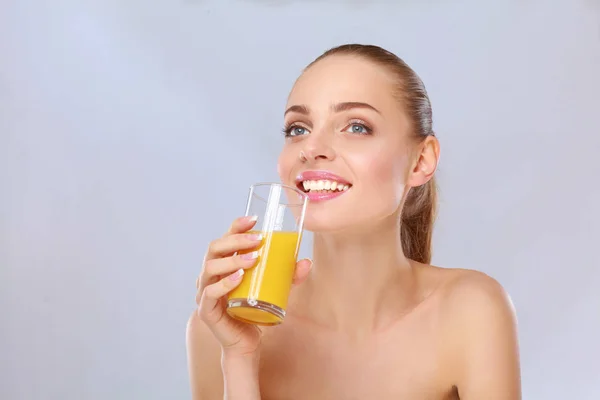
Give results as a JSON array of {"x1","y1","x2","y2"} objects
[{"x1": 227, "y1": 230, "x2": 300, "y2": 325}]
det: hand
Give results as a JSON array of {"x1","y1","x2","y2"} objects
[{"x1": 195, "y1": 215, "x2": 312, "y2": 357}]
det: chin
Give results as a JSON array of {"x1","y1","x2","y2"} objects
[
  {"x1": 301, "y1": 212, "x2": 370, "y2": 234},
  {"x1": 299, "y1": 208, "x2": 343, "y2": 232},
  {"x1": 301, "y1": 204, "x2": 399, "y2": 235}
]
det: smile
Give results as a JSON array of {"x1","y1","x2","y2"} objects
[
  {"x1": 295, "y1": 171, "x2": 353, "y2": 202},
  {"x1": 301, "y1": 179, "x2": 350, "y2": 193}
]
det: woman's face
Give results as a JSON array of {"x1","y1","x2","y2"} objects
[{"x1": 277, "y1": 55, "x2": 427, "y2": 233}]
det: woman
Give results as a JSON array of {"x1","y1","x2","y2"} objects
[{"x1": 187, "y1": 44, "x2": 521, "y2": 399}]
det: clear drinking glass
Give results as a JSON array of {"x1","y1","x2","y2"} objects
[{"x1": 226, "y1": 183, "x2": 308, "y2": 326}]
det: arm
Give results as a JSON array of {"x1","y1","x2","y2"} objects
[
  {"x1": 446, "y1": 272, "x2": 521, "y2": 399},
  {"x1": 186, "y1": 311, "x2": 261, "y2": 400}
]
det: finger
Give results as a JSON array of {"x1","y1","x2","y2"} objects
[
  {"x1": 292, "y1": 258, "x2": 313, "y2": 285},
  {"x1": 196, "y1": 269, "x2": 245, "y2": 314},
  {"x1": 199, "y1": 252, "x2": 259, "y2": 290},
  {"x1": 225, "y1": 215, "x2": 259, "y2": 236},
  {"x1": 205, "y1": 232, "x2": 263, "y2": 260}
]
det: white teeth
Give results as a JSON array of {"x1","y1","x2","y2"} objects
[{"x1": 299, "y1": 179, "x2": 351, "y2": 192}]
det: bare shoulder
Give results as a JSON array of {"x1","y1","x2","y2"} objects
[
  {"x1": 186, "y1": 310, "x2": 224, "y2": 400},
  {"x1": 431, "y1": 267, "x2": 521, "y2": 399},
  {"x1": 436, "y1": 268, "x2": 516, "y2": 322}
]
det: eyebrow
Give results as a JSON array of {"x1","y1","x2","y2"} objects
[{"x1": 284, "y1": 101, "x2": 381, "y2": 116}]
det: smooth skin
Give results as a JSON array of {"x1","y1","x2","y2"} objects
[{"x1": 187, "y1": 54, "x2": 521, "y2": 399}]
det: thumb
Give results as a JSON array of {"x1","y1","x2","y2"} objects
[{"x1": 292, "y1": 258, "x2": 313, "y2": 285}]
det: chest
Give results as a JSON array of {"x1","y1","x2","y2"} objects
[{"x1": 258, "y1": 323, "x2": 455, "y2": 400}]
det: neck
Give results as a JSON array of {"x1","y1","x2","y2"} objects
[{"x1": 293, "y1": 217, "x2": 419, "y2": 338}]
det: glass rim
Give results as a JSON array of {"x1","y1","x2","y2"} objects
[{"x1": 249, "y1": 182, "x2": 308, "y2": 205}]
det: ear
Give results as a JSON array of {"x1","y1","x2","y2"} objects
[{"x1": 406, "y1": 135, "x2": 440, "y2": 187}]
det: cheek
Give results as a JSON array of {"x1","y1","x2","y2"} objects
[
  {"x1": 277, "y1": 146, "x2": 295, "y2": 182},
  {"x1": 354, "y1": 150, "x2": 408, "y2": 207},
  {"x1": 362, "y1": 150, "x2": 407, "y2": 185}
]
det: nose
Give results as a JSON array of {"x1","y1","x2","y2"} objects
[{"x1": 300, "y1": 131, "x2": 336, "y2": 162}]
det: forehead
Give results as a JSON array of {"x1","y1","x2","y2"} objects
[{"x1": 286, "y1": 55, "x2": 398, "y2": 112}]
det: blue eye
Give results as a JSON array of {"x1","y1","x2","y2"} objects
[
  {"x1": 345, "y1": 123, "x2": 371, "y2": 135},
  {"x1": 283, "y1": 125, "x2": 309, "y2": 137}
]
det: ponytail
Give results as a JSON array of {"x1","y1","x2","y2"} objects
[{"x1": 400, "y1": 177, "x2": 437, "y2": 264}]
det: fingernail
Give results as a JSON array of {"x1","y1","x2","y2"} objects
[
  {"x1": 241, "y1": 251, "x2": 259, "y2": 260},
  {"x1": 247, "y1": 233, "x2": 263, "y2": 241},
  {"x1": 245, "y1": 215, "x2": 258, "y2": 223},
  {"x1": 229, "y1": 268, "x2": 245, "y2": 281},
  {"x1": 300, "y1": 258, "x2": 313, "y2": 271}
]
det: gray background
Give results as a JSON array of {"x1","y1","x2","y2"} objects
[{"x1": 1, "y1": 0, "x2": 599, "y2": 399}]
